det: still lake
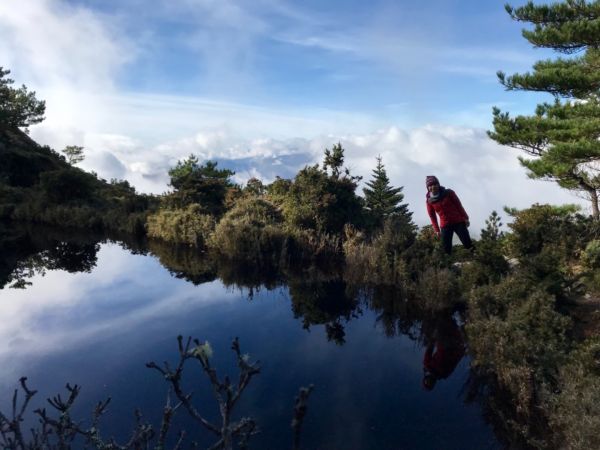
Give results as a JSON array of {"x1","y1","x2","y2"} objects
[{"x1": 0, "y1": 226, "x2": 501, "y2": 449}]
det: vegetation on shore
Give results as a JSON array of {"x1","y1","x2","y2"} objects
[{"x1": 2, "y1": 204, "x2": 600, "y2": 449}]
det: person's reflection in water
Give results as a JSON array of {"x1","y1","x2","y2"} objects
[{"x1": 422, "y1": 314, "x2": 465, "y2": 391}]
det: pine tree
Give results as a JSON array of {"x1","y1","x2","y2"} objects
[
  {"x1": 0, "y1": 67, "x2": 45, "y2": 131},
  {"x1": 488, "y1": 1, "x2": 600, "y2": 219},
  {"x1": 363, "y1": 155, "x2": 410, "y2": 227},
  {"x1": 62, "y1": 145, "x2": 85, "y2": 165},
  {"x1": 323, "y1": 143, "x2": 345, "y2": 179},
  {"x1": 480, "y1": 211, "x2": 504, "y2": 242}
]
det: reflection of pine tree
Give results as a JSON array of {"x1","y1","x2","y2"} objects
[{"x1": 363, "y1": 155, "x2": 411, "y2": 228}]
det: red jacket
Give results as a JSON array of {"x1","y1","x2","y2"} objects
[
  {"x1": 426, "y1": 188, "x2": 469, "y2": 234},
  {"x1": 423, "y1": 341, "x2": 465, "y2": 379}
]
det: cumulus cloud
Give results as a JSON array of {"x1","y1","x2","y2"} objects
[
  {"x1": 41, "y1": 121, "x2": 583, "y2": 236},
  {"x1": 1, "y1": 0, "x2": 584, "y2": 233},
  {"x1": 332, "y1": 126, "x2": 584, "y2": 231},
  {"x1": 0, "y1": 0, "x2": 133, "y2": 134}
]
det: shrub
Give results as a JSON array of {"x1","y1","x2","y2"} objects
[
  {"x1": 466, "y1": 280, "x2": 572, "y2": 444},
  {"x1": 210, "y1": 198, "x2": 285, "y2": 262},
  {"x1": 283, "y1": 228, "x2": 343, "y2": 266},
  {"x1": 343, "y1": 216, "x2": 417, "y2": 286},
  {"x1": 547, "y1": 338, "x2": 600, "y2": 450},
  {"x1": 581, "y1": 239, "x2": 600, "y2": 269},
  {"x1": 504, "y1": 204, "x2": 589, "y2": 262},
  {"x1": 280, "y1": 165, "x2": 364, "y2": 234},
  {"x1": 413, "y1": 267, "x2": 460, "y2": 312},
  {"x1": 39, "y1": 168, "x2": 96, "y2": 204},
  {"x1": 147, "y1": 204, "x2": 215, "y2": 247}
]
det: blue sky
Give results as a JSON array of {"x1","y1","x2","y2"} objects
[
  {"x1": 0, "y1": 0, "x2": 584, "y2": 227},
  {"x1": 62, "y1": 0, "x2": 549, "y2": 124}
]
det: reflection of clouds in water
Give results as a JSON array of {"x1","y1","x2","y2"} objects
[{"x1": 0, "y1": 244, "x2": 235, "y2": 380}]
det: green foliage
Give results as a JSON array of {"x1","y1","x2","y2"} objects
[
  {"x1": 417, "y1": 224, "x2": 438, "y2": 244},
  {"x1": 243, "y1": 177, "x2": 265, "y2": 196},
  {"x1": 414, "y1": 267, "x2": 461, "y2": 312},
  {"x1": 146, "y1": 204, "x2": 216, "y2": 247},
  {"x1": 500, "y1": 204, "x2": 600, "y2": 299},
  {"x1": 458, "y1": 211, "x2": 510, "y2": 289},
  {"x1": 505, "y1": 204, "x2": 585, "y2": 258},
  {"x1": 467, "y1": 283, "x2": 571, "y2": 433},
  {"x1": 278, "y1": 145, "x2": 364, "y2": 234},
  {"x1": 284, "y1": 228, "x2": 343, "y2": 265},
  {"x1": 0, "y1": 67, "x2": 45, "y2": 131},
  {"x1": 0, "y1": 129, "x2": 65, "y2": 188},
  {"x1": 12, "y1": 204, "x2": 105, "y2": 230},
  {"x1": 322, "y1": 142, "x2": 345, "y2": 179},
  {"x1": 462, "y1": 202, "x2": 600, "y2": 447},
  {"x1": 490, "y1": 2, "x2": 600, "y2": 218},
  {"x1": 581, "y1": 239, "x2": 600, "y2": 268},
  {"x1": 363, "y1": 155, "x2": 411, "y2": 229},
  {"x1": 481, "y1": 210, "x2": 504, "y2": 241},
  {"x1": 281, "y1": 164, "x2": 364, "y2": 234},
  {"x1": 61, "y1": 145, "x2": 85, "y2": 165},
  {"x1": 166, "y1": 155, "x2": 234, "y2": 215},
  {"x1": 504, "y1": 2, "x2": 600, "y2": 54},
  {"x1": 39, "y1": 169, "x2": 96, "y2": 204},
  {"x1": 210, "y1": 197, "x2": 286, "y2": 262},
  {"x1": 548, "y1": 338, "x2": 600, "y2": 450},
  {"x1": 343, "y1": 215, "x2": 418, "y2": 286},
  {"x1": 265, "y1": 176, "x2": 291, "y2": 202}
]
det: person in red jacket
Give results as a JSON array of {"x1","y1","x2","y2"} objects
[{"x1": 425, "y1": 175, "x2": 473, "y2": 254}]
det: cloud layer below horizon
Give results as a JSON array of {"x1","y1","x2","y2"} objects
[{"x1": 1, "y1": 0, "x2": 585, "y2": 231}]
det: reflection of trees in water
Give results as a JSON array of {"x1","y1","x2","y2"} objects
[
  {"x1": 0, "y1": 223, "x2": 101, "y2": 288},
  {"x1": 288, "y1": 279, "x2": 362, "y2": 345},
  {"x1": 146, "y1": 240, "x2": 286, "y2": 293},
  {"x1": 0, "y1": 222, "x2": 564, "y2": 448},
  {"x1": 368, "y1": 286, "x2": 422, "y2": 340},
  {"x1": 462, "y1": 371, "x2": 551, "y2": 450},
  {"x1": 9, "y1": 242, "x2": 99, "y2": 288},
  {"x1": 217, "y1": 258, "x2": 282, "y2": 293},
  {"x1": 146, "y1": 239, "x2": 217, "y2": 285}
]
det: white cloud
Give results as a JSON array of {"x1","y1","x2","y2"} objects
[
  {"x1": 0, "y1": 1, "x2": 130, "y2": 89},
  {"x1": 34, "y1": 120, "x2": 584, "y2": 236},
  {"x1": 0, "y1": 244, "x2": 238, "y2": 381},
  {"x1": 1, "y1": 0, "x2": 586, "y2": 231},
  {"x1": 333, "y1": 125, "x2": 586, "y2": 231}
]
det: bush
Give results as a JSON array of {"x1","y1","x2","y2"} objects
[
  {"x1": 210, "y1": 198, "x2": 285, "y2": 262},
  {"x1": 39, "y1": 169, "x2": 96, "y2": 204},
  {"x1": 547, "y1": 338, "x2": 600, "y2": 450},
  {"x1": 280, "y1": 165, "x2": 364, "y2": 234},
  {"x1": 466, "y1": 279, "x2": 572, "y2": 445},
  {"x1": 505, "y1": 204, "x2": 589, "y2": 262},
  {"x1": 343, "y1": 216, "x2": 417, "y2": 286},
  {"x1": 413, "y1": 267, "x2": 460, "y2": 312},
  {"x1": 12, "y1": 203, "x2": 104, "y2": 230},
  {"x1": 147, "y1": 204, "x2": 215, "y2": 247},
  {"x1": 282, "y1": 228, "x2": 342, "y2": 266},
  {"x1": 581, "y1": 239, "x2": 600, "y2": 269}
]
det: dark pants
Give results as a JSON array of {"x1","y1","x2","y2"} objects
[{"x1": 441, "y1": 222, "x2": 473, "y2": 254}]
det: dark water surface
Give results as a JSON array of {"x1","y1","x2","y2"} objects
[{"x1": 0, "y1": 225, "x2": 501, "y2": 449}]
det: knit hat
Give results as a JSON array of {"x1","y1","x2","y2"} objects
[{"x1": 426, "y1": 175, "x2": 439, "y2": 187}]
